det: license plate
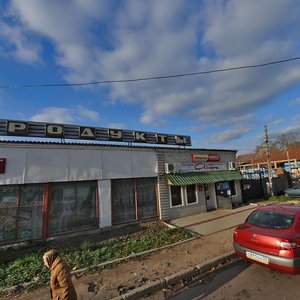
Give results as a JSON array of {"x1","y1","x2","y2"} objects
[{"x1": 246, "y1": 251, "x2": 269, "y2": 264}]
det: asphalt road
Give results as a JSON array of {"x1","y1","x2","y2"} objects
[{"x1": 167, "y1": 260, "x2": 300, "y2": 300}]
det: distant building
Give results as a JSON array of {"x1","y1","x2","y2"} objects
[{"x1": 237, "y1": 146, "x2": 300, "y2": 179}]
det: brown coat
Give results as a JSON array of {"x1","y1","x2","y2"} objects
[{"x1": 50, "y1": 256, "x2": 77, "y2": 300}]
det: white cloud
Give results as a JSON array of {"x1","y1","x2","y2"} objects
[
  {"x1": 272, "y1": 118, "x2": 285, "y2": 126},
  {"x1": 30, "y1": 107, "x2": 74, "y2": 123},
  {"x1": 202, "y1": 0, "x2": 299, "y2": 56},
  {"x1": 215, "y1": 114, "x2": 256, "y2": 126},
  {"x1": 290, "y1": 96, "x2": 300, "y2": 105},
  {"x1": 107, "y1": 123, "x2": 125, "y2": 129},
  {"x1": 30, "y1": 106, "x2": 100, "y2": 124},
  {"x1": 77, "y1": 106, "x2": 99, "y2": 122},
  {"x1": 213, "y1": 126, "x2": 253, "y2": 144},
  {"x1": 0, "y1": 20, "x2": 41, "y2": 64},
  {"x1": 290, "y1": 114, "x2": 300, "y2": 124},
  {"x1": 9, "y1": 1, "x2": 89, "y2": 43},
  {"x1": 272, "y1": 123, "x2": 300, "y2": 137}
]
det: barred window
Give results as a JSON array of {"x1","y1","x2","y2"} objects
[
  {"x1": 112, "y1": 178, "x2": 158, "y2": 224},
  {"x1": 48, "y1": 181, "x2": 98, "y2": 235},
  {"x1": 136, "y1": 178, "x2": 158, "y2": 219},
  {"x1": 0, "y1": 184, "x2": 44, "y2": 243}
]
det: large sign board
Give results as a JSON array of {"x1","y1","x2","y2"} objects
[{"x1": 0, "y1": 119, "x2": 192, "y2": 146}]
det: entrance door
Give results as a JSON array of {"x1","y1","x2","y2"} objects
[{"x1": 204, "y1": 183, "x2": 217, "y2": 211}]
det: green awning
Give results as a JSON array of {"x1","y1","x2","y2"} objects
[{"x1": 166, "y1": 170, "x2": 243, "y2": 186}]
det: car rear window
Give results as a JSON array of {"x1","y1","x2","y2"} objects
[{"x1": 247, "y1": 210, "x2": 295, "y2": 229}]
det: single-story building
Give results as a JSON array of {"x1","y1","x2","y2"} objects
[{"x1": 0, "y1": 119, "x2": 243, "y2": 245}]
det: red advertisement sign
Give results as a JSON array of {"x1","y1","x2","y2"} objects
[{"x1": 192, "y1": 154, "x2": 220, "y2": 162}]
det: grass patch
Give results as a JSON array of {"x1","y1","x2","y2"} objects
[
  {"x1": 259, "y1": 195, "x2": 300, "y2": 204},
  {"x1": 267, "y1": 195, "x2": 293, "y2": 202},
  {"x1": 0, "y1": 226, "x2": 192, "y2": 291}
]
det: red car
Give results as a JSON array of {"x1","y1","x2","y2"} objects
[{"x1": 233, "y1": 204, "x2": 300, "y2": 274}]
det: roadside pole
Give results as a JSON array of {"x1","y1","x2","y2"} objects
[{"x1": 264, "y1": 125, "x2": 273, "y2": 196}]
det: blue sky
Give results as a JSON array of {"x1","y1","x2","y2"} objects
[{"x1": 0, "y1": 0, "x2": 300, "y2": 154}]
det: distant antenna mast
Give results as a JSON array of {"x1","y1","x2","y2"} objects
[{"x1": 264, "y1": 125, "x2": 273, "y2": 195}]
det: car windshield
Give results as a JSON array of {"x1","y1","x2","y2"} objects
[{"x1": 247, "y1": 210, "x2": 295, "y2": 229}]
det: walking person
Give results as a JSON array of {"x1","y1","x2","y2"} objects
[{"x1": 43, "y1": 249, "x2": 77, "y2": 300}]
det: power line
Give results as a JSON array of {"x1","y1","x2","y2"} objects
[{"x1": 1, "y1": 55, "x2": 300, "y2": 89}]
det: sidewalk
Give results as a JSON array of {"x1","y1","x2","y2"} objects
[
  {"x1": 169, "y1": 203, "x2": 257, "y2": 235},
  {"x1": 3, "y1": 204, "x2": 257, "y2": 300}
]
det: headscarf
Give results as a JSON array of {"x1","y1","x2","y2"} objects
[{"x1": 43, "y1": 249, "x2": 59, "y2": 269}]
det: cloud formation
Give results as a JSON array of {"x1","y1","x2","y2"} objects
[
  {"x1": 1, "y1": 0, "x2": 300, "y2": 152},
  {"x1": 290, "y1": 96, "x2": 300, "y2": 105},
  {"x1": 0, "y1": 19, "x2": 41, "y2": 63},
  {"x1": 30, "y1": 106, "x2": 100, "y2": 124}
]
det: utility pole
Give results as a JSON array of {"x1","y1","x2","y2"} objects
[
  {"x1": 286, "y1": 148, "x2": 291, "y2": 173},
  {"x1": 264, "y1": 125, "x2": 273, "y2": 196}
]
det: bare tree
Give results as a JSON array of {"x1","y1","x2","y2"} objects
[
  {"x1": 272, "y1": 132, "x2": 300, "y2": 149},
  {"x1": 255, "y1": 131, "x2": 300, "y2": 153}
]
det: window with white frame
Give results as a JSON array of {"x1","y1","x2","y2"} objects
[{"x1": 170, "y1": 184, "x2": 198, "y2": 207}]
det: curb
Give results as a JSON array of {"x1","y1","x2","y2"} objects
[{"x1": 112, "y1": 251, "x2": 238, "y2": 300}]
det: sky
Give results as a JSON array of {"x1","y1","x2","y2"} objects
[{"x1": 0, "y1": 0, "x2": 300, "y2": 154}]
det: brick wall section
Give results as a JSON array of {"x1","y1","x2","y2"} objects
[
  {"x1": 156, "y1": 148, "x2": 241, "y2": 220},
  {"x1": 168, "y1": 199, "x2": 207, "y2": 219},
  {"x1": 156, "y1": 150, "x2": 170, "y2": 220},
  {"x1": 156, "y1": 148, "x2": 208, "y2": 220}
]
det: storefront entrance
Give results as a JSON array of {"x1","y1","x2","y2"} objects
[{"x1": 204, "y1": 183, "x2": 217, "y2": 211}]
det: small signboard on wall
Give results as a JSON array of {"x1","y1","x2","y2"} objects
[
  {"x1": 181, "y1": 162, "x2": 226, "y2": 172},
  {"x1": 192, "y1": 154, "x2": 220, "y2": 162}
]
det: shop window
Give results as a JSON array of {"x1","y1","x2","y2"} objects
[
  {"x1": 48, "y1": 181, "x2": 97, "y2": 235},
  {"x1": 216, "y1": 181, "x2": 237, "y2": 197},
  {"x1": 0, "y1": 184, "x2": 44, "y2": 243},
  {"x1": 112, "y1": 177, "x2": 158, "y2": 224},
  {"x1": 170, "y1": 185, "x2": 183, "y2": 207},
  {"x1": 186, "y1": 185, "x2": 197, "y2": 205},
  {"x1": 136, "y1": 178, "x2": 158, "y2": 219},
  {"x1": 112, "y1": 179, "x2": 136, "y2": 224}
]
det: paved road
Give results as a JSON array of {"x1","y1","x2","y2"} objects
[{"x1": 167, "y1": 260, "x2": 300, "y2": 300}]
